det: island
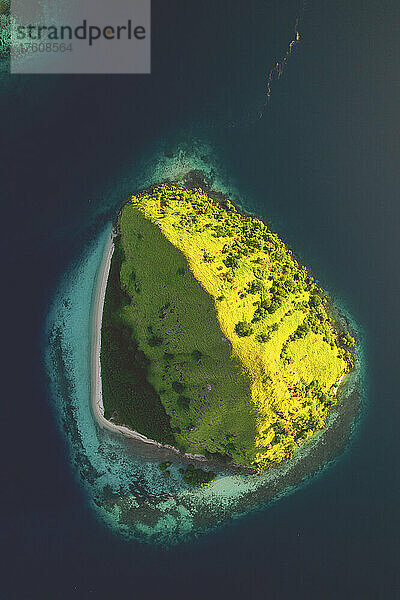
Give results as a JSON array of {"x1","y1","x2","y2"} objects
[{"x1": 96, "y1": 176, "x2": 355, "y2": 474}]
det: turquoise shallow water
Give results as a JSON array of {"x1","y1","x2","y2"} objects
[{"x1": 44, "y1": 145, "x2": 366, "y2": 546}]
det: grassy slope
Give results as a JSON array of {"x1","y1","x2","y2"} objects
[
  {"x1": 102, "y1": 184, "x2": 352, "y2": 470},
  {"x1": 117, "y1": 207, "x2": 258, "y2": 463},
  {"x1": 100, "y1": 236, "x2": 177, "y2": 445}
]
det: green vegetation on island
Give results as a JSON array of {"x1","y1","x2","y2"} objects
[
  {"x1": 100, "y1": 237, "x2": 176, "y2": 445},
  {"x1": 180, "y1": 464, "x2": 216, "y2": 487},
  {"x1": 100, "y1": 181, "x2": 355, "y2": 471}
]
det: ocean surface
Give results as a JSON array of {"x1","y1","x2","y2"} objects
[{"x1": 1, "y1": 1, "x2": 399, "y2": 598}]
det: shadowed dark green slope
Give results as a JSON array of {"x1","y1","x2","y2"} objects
[
  {"x1": 100, "y1": 236, "x2": 176, "y2": 445},
  {"x1": 101, "y1": 205, "x2": 257, "y2": 464}
]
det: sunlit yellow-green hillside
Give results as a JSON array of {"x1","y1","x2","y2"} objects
[{"x1": 101, "y1": 184, "x2": 354, "y2": 471}]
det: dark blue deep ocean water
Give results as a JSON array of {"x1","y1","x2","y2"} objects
[{"x1": 1, "y1": 1, "x2": 399, "y2": 598}]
